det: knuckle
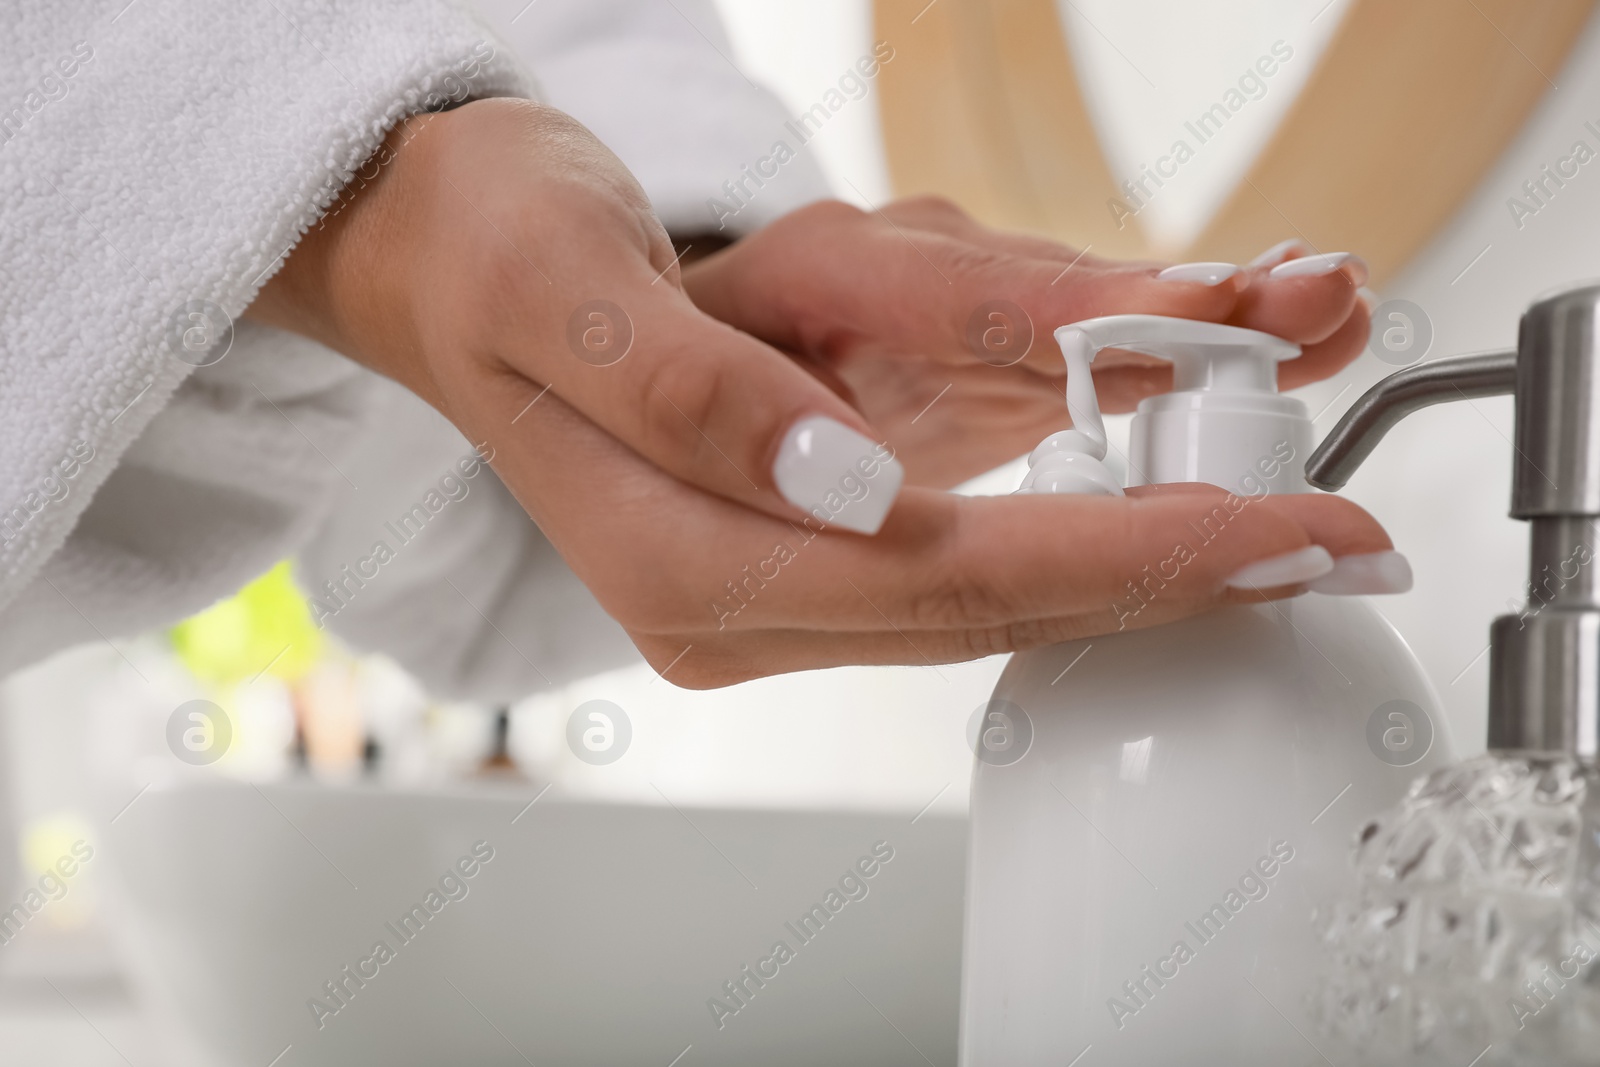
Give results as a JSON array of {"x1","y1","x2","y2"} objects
[
  {"x1": 767, "y1": 199, "x2": 868, "y2": 243},
  {"x1": 952, "y1": 614, "x2": 1132, "y2": 659},
  {"x1": 473, "y1": 227, "x2": 540, "y2": 315},
  {"x1": 1000, "y1": 616, "x2": 1097, "y2": 652},
  {"x1": 519, "y1": 101, "x2": 591, "y2": 143},
  {"x1": 638, "y1": 347, "x2": 732, "y2": 474},
  {"x1": 938, "y1": 240, "x2": 1011, "y2": 279},
  {"x1": 943, "y1": 625, "x2": 1016, "y2": 660},
  {"x1": 902, "y1": 559, "x2": 1011, "y2": 630},
  {"x1": 791, "y1": 198, "x2": 869, "y2": 228},
  {"x1": 899, "y1": 503, "x2": 1015, "y2": 628},
  {"x1": 897, "y1": 193, "x2": 968, "y2": 220}
]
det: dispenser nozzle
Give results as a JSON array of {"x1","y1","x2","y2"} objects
[
  {"x1": 1306, "y1": 281, "x2": 1600, "y2": 758},
  {"x1": 1013, "y1": 325, "x2": 1123, "y2": 496},
  {"x1": 1304, "y1": 351, "x2": 1517, "y2": 491},
  {"x1": 1054, "y1": 325, "x2": 1110, "y2": 461}
]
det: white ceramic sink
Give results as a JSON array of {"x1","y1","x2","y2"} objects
[{"x1": 101, "y1": 780, "x2": 964, "y2": 1066}]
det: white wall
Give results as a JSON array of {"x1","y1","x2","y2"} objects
[{"x1": 711, "y1": 0, "x2": 892, "y2": 208}]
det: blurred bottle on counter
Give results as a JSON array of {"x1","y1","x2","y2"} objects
[{"x1": 167, "y1": 561, "x2": 525, "y2": 786}]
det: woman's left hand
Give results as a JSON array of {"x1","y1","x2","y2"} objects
[{"x1": 683, "y1": 197, "x2": 1368, "y2": 487}]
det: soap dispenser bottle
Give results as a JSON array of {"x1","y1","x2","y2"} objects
[{"x1": 959, "y1": 315, "x2": 1455, "y2": 1066}]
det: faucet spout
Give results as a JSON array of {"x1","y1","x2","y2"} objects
[{"x1": 1305, "y1": 350, "x2": 1518, "y2": 491}]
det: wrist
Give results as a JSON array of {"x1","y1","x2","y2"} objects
[{"x1": 246, "y1": 109, "x2": 451, "y2": 404}]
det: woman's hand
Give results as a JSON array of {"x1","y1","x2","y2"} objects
[
  {"x1": 250, "y1": 98, "x2": 906, "y2": 536},
  {"x1": 493, "y1": 385, "x2": 1394, "y2": 686},
  {"x1": 248, "y1": 98, "x2": 1394, "y2": 687},
  {"x1": 683, "y1": 198, "x2": 1369, "y2": 487}
]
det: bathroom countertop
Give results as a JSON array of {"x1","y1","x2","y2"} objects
[
  {"x1": 0, "y1": 924, "x2": 159, "y2": 1065},
  {"x1": 1, "y1": 790, "x2": 969, "y2": 1067}
]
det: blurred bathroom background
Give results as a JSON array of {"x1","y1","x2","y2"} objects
[{"x1": 0, "y1": 0, "x2": 1564, "y2": 1059}]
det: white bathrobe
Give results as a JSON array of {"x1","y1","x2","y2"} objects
[{"x1": 0, "y1": 0, "x2": 831, "y2": 699}]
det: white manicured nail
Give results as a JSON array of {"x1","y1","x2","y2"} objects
[
  {"x1": 1156, "y1": 262, "x2": 1239, "y2": 286},
  {"x1": 1269, "y1": 252, "x2": 1369, "y2": 285},
  {"x1": 772, "y1": 415, "x2": 904, "y2": 535},
  {"x1": 1247, "y1": 238, "x2": 1309, "y2": 270},
  {"x1": 1224, "y1": 545, "x2": 1334, "y2": 590},
  {"x1": 1357, "y1": 286, "x2": 1378, "y2": 312},
  {"x1": 1306, "y1": 551, "x2": 1413, "y2": 595}
]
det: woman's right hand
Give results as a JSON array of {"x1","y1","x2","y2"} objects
[{"x1": 247, "y1": 97, "x2": 1395, "y2": 687}]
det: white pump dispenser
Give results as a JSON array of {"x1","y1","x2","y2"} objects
[
  {"x1": 1020, "y1": 315, "x2": 1308, "y2": 495},
  {"x1": 960, "y1": 316, "x2": 1454, "y2": 1066}
]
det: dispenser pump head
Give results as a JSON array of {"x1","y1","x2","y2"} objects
[
  {"x1": 1020, "y1": 315, "x2": 1310, "y2": 497},
  {"x1": 1062, "y1": 314, "x2": 1299, "y2": 394}
]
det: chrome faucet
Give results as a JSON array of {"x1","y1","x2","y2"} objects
[{"x1": 1307, "y1": 282, "x2": 1600, "y2": 758}]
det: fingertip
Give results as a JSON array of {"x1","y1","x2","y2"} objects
[
  {"x1": 1223, "y1": 544, "x2": 1334, "y2": 590},
  {"x1": 1124, "y1": 481, "x2": 1232, "y2": 499},
  {"x1": 1013, "y1": 262, "x2": 1247, "y2": 371},
  {"x1": 1306, "y1": 550, "x2": 1414, "y2": 596},
  {"x1": 1267, "y1": 252, "x2": 1369, "y2": 289},
  {"x1": 770, "y1": 413, "x2": 904, "y2": 536},
  {"x1": 1155, "y1": 261, "x2": 1241, "y2": 287},
  {"x1": 1258, "y1": 491, "x2": 1395, "y2": 556},
  {"x1": 1246, "y1": 238, "x2": 1311, "y2": 271},
  {"x1": 1104, "y1": 262, "x2": 1247, "y2": 322},
  {"x1": 1276, "y1": 305, "x2": 1370, "y2": 391},
  {"x1": 1233, "y1": 268, "x2": 1360, "y2": 345}
]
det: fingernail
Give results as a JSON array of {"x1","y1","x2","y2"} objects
[
  {"x1": 1156, "y1": 262, "x2": 1240, "y2": 286},
  {"x1": 1357, "y1": 286, "x2": 1378, "y2": 312},
  {"x1": 1224, "y1": 545, "x2": 1334, "y2": 590},
  {"x1": 1247, "y1": 238, "x2": 1309, "y2": 270},
  {"x1": 772, "y1": 415, "x2": 905, "y2": 535},
  {"x1": 1306, "y1": 551, "x2": 1412, "y2": 595},
  {"x1": 1268, "y1": 252, "x2": 1369, "y2": 286}
]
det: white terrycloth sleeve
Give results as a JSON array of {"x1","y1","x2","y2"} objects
[
  {"x1": 0, "y1": 0, "x2": 534, "y2": 677},
  {"x1": 292, "y1": 370, "x2": 641, "y2": 702}
]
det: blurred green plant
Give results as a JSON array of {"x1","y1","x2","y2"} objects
[{"x1": 168, "y1": 562, "x2": 324, "y2": 687}]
